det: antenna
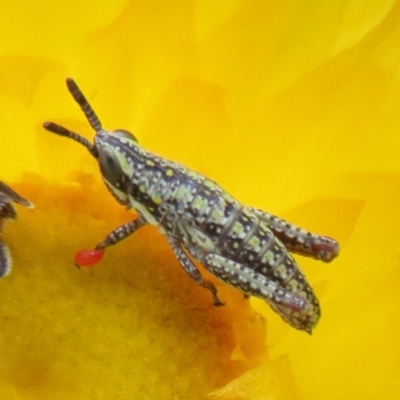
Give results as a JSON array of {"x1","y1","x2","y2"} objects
[
  {"x1": 43, "y1": 122, "x2": 98, "y2": 158},
  {"x1": 66, "y1": 78, "x2": 102, "y2": 132}
]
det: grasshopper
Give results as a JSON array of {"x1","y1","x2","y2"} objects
[
  {"x1": 0, "y1": 182, "x2": 33, "y2": 278},
  {"x1": 43, "y1": 78, "x2": 339, "y2": 333}
]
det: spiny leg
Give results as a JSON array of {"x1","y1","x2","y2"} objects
[
  {"x1": 75, "y1": 215, "x2": 147, "y2": 267},
  {"x1": 95, "y1": 216, "x2": 147, "y2": 250},
  {"x1": 248, "y1": 206, "x2": 339, "y2": 263},
  {"x1": 204, "y1": 253, "x2": 308, "y2": 312},
  {"x1": 167, "y1": 236, "x2": 225, "y2": 306},
  {"x1": 0, "y1": 237, "x2": 12, "y2": 278}
]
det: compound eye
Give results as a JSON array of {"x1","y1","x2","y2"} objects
[
  {"x1": 98, "y1": 147, "x2": 124, "y2": 185},
  {"x1": 113, "y1": 129, "x2": 138, "y2": 143}
]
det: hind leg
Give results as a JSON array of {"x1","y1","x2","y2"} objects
[
  {"x1": 248, "y1": 206, "x2": 339, "y2": 262},
  {"x1": 203, "y1": 253, "x2": 308, "y2": 311}
]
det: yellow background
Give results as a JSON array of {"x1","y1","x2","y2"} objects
[{"x1": 0, "y1": 1, "x2": 399, "y2": 399}]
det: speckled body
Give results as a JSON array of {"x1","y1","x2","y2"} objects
[
  {"x1": 44, "y1": 78, "x2": 340, "y2": 333},
  {"x1": 96, "y1": 132, "x2": 328, "y2": 331}
]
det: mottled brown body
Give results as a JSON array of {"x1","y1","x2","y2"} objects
[{"x1": 44, "y1": 78, "x2": 340, "y2": 333}]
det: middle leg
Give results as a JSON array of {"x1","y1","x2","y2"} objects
[{"x1": 167, "y1": 236, "x2": 225, "y2": 306}]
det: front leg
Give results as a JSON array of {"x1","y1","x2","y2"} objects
[
  {"x1": 167, "y1": 236, "x2": 225, "y2": 306},
  {"x1": 75, "y1": 215, "x2": 147, "y2": 267},
  {"x1": 95, "y1": 215, "x2": 147, "y2": 250},
  {"x1": 248, "y1": 207, "x2": 340, "y2": 263},
  {"x1": 204, "y1": 253, "x2": 308, "y2": 312}
]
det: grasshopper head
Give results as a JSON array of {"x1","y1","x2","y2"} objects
[{"x1": 43, "y1": 78, "x2": 141, "y2": 206}]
